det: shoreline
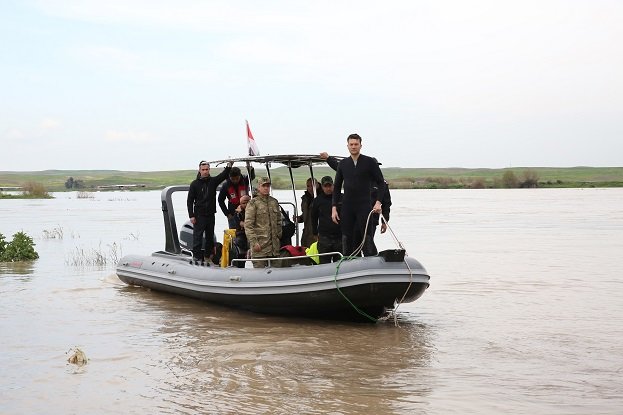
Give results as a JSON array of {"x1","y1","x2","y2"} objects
[{"x1": 2, "y1": 166, "x2": 623, "y2": 193}]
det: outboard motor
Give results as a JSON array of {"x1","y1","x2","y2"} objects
[{"x1": 179, "y1": 220, "x2": 218, "y2": 253}]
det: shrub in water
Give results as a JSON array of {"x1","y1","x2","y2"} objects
[
  {"x1": 0, "y1": 233, "x2": 7, "y2": 257},
  {"x1": 0, "y1": 231, "x2": 39, "y2": 262},
  {"x1": 22, "y1": 182, "x2": 51, "y2": 198}
]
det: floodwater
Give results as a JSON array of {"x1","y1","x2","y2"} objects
[{"x1": 1, "y1": 188, "x2": 622, "y2": 414}]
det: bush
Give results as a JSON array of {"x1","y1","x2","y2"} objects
[
  {"x1": 471, "y1": 178, "x2": 486, "y2": 189},
  {"x1": 22, "y1": 182, "x2": 51, "y2": 198},
  {"x1": 0, "y1": 231, "x2": 39, "y2": 262},
  {"x1": 0, "y1": 233, "x2": 7, "y2": 256},
  {"x1": 520, "y1": 170, "x2": 539, "y2": 188},
  {"x1": 501, "y1": 170, "x2": 519, "y2": 188}
]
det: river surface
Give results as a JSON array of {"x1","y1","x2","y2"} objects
[{"x1": 1, "y1": 188, "x2": 622, "y2": 414}]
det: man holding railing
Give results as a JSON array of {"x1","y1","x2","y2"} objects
[{"x1": 187, "y1": 160, "x2": 232, "y2": 264}]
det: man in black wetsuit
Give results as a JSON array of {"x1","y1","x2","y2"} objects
[
  {"x1": 331, "y1": 134, "x2": 385, "y2": 256},
  {"x1": 320, "y1": 151, "x2": 392, "y2": 256}
]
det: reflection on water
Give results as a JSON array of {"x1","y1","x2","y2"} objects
[
  {"x1": 120, "y1": 287, "x2": 435, "y2": 414},
  {"x1": 1, "y1": 189, "x2": 623, "y2": 414},
  {"x1": 0, "y1": 261, "x2": 36, "y2": 276}
]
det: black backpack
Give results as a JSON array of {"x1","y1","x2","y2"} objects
[{"x1": 280, "y1": 206, "x2": 296, "y2": 246}]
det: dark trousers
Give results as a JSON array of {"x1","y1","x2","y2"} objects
[
  {"x1": 192, "y1": 214, "x2": 215, "y2": 259},
  {"x1": 232, "y1": 235, "x2": 248, "y2": 268},
  {"x1": 318, "y1": 234, "x2": 342, "y2": 263},
  {"x1": 227, "y1": 215, "x2": 238, "y2": 229},
  {"x1": 358, "y1": 223, "x2": 378, "y2": 256},
  {"x1": 340, "y1": 203, "x2": 376, "y2": 256}
]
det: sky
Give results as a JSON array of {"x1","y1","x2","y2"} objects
[{"x1": 1, "y1": 0, "x2": 622, "y2": 171}]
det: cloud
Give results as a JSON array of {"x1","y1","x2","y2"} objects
[
  {"x1": 31, "y1": 0, "x2": 302, "y2": 32},
  {"x1": 105, "y1": 130, "x2": 155, "y2": 143},
  {"x1": 40, "y1": 0, "x2": 623, "y2": 103},
  {"x1": 78, "y1": 46, "x2": 141, "y2": 72},
  {"x1": 3, "y1": 128, "x2": 25, "y2": 141},
  {"x1": 16, "y1": 0, "x2": 623, "y2": 169},
  {"x1": 40, "y1": 117, "x2": 62, "y2": 131},
  {"x1": 2, "y1": 118, "x2": 62, "y2": 143},
  {"x1": 73, "y1": 45, "x2": 217, "y2": 83}
]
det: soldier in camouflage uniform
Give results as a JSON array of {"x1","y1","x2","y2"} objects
[{"x1": 244, "y1": 176, "x2": 282, "y2": 268}]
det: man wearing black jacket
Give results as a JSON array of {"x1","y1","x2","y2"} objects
[
  {"x1": 329, "y1": 134, "x2": 386, "y2": 256},
  {"x1": 311, "y1": 176, "x2": 342, "y2": 263},
  {"x1": 187, "y1": 160, "x2": 232, "y2": 262},
  {"x1": 320, "y1": 153, "x2": 392, "y2": 237},
  {"x1": 321, "y1": 146, "x2": 390, "y2": 256}
]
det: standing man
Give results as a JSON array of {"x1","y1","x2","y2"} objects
[
  {"x1": 320, "y1": 151, "x2": 390, "y2": 255},
  {"x1": 187, "y1": 160, "x2": 232, "y2": 263},
  {"x1": 331, "y1": 134, "x2": 385, "y2": 256},
  {"x1": 311, "y1": 176, "x2": 342, "y2": 263},
  {"x1": 218, "y1": 166, "x2": 255, "y2": 229},
  {"x1": 244, "y1": 176, "x2": 282, "y2": 268}
]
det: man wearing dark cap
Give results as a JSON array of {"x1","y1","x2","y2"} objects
[
  {"x1": 244, "y1": 176, "x2": 282, "y2": 267},
  {"x1": 218, "y1": 165, "x2": 255, "y2": 229},
  {"x1": 311, "y1": 175, "x2": 343, "y2": 263}
]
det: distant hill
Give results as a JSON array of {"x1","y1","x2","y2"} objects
[{"x1": 1, "y1": 166, "x2": 622, "y2": 192}]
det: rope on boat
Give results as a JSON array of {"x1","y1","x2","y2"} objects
[
  {"x1": 332, "y1": 210, "x2": 415, "y2": 325},
  {"x1": 334, "y1": 256, "x2": 379, "y2": 323},
  {"x1": 375, "y1": 214, "x2": 415, "y2": 326}
]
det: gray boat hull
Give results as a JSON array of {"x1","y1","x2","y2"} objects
[{"x1": 116, "y1": 250, "x2": 430, "y2": 321}]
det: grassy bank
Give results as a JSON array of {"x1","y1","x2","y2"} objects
[{"x1": 1, "y1": 166, "x2": 623, "y2": 193}]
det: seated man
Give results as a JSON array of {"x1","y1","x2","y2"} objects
[{"x1": 231, "y1": 195, "x2": 250, "y2": 267}]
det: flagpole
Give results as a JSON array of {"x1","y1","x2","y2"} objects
[{"x1": 245, "y1": 119, "x2": 258, "y2": 197}]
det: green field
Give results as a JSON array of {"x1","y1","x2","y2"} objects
[{"x1": 1, "y1": 166, "x2": 623, "y2": 195}]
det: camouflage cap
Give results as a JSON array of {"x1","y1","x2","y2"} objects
[{"x1": 257, "y1": 176, "x2": 271, "y2": 186}]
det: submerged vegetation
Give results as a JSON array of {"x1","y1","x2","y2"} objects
[
  {"x1": 0, "y1": 231, "x2": 39, "y2": 262},
  {"x1": 65, "y1": 242, "x2": 121, "y2": 267},
  {"x1": 42, "y1": 226, "x2": 65, "y2": 239}
]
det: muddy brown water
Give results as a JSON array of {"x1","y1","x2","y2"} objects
[{"x1": 1, "y1": 189, "x2": 622, "y2": 414}]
